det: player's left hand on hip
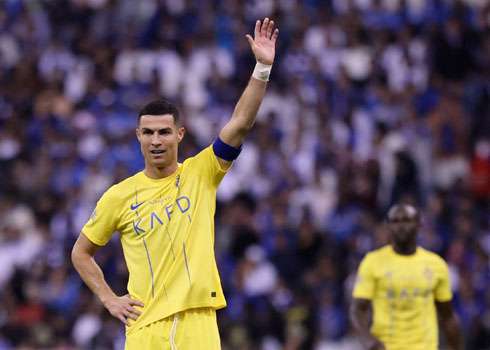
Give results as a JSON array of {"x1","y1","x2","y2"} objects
[{"x1": 246, "y1": 17, "x2": 279, "y2": 66}]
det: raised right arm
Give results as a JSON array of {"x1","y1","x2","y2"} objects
[{"x1": 72, "y1": 232, "x2": 144, "y2": 326}]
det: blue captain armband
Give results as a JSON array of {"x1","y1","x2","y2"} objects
[{"x1": 213, "y1": 136, "x2": 242, "y2": 161}]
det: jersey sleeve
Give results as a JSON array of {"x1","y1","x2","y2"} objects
[
  {"x1": 434, "y1": 259, "x2": 453, "y2": 302},
  {"x1": 187, "y1": 145, "x2": 229, "y2": 188},
  {"x1": 81, "y1": 186, "x2": 119, "y2": 246},
  {"x1": 352, "y1": 253, "x2": 376, "y2": 300}
]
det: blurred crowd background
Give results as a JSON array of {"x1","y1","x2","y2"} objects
[{"x1": 0, "y1": 0, "x2": 489, "y2": 349}]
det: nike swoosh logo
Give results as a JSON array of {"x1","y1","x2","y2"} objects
[{"x1": 130, "y1": 201, "x2": 146, "y2": 210}]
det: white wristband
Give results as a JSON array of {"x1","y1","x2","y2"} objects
[{"x1": 252, "y1": 62, "x2": 272, "y2": 82}]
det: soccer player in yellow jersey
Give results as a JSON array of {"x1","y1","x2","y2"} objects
[
  {"x1": 350, "y1": 204, "x2": 463, "y2": 350},
  {"x1": 71, "y1": 18, "x2": 279, "y2": 349}
]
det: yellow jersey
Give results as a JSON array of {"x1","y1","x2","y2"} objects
[
  {"x1": 352, "y1": 245, "x2": 452, "y2": 350},
  {"x1": 82, "y1": 146, "x2": 228, "y2": 334}
]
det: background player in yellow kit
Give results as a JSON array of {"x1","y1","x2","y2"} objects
[
  {"x1": 71, "y1": 18, "x2": 278, "y2": 349},
  {"x1": 350, "y1": 203, "x2": 463, "y2": 350}
]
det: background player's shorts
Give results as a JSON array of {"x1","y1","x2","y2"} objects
[{"x1": 125, "y1": 307, "x2": 221, "y2": 350}]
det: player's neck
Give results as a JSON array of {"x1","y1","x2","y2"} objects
[
  {"x1": 144, "y1": 162, "x2": 178, "y2": 179},
  {"x1": 392, "y1": 242, "x2": 417, "y2": 255}
]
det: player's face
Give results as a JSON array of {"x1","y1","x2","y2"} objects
[
  {"x1": 136, "y1": 114, "x2": 184, "y2": 170},
  {"x1": 387, "y1": 205, "x2": 420, "y2": 245}
]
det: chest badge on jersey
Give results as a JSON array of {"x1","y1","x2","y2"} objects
[{"x1": 423, "y1": 267, "x2": 434, "y2": 281}]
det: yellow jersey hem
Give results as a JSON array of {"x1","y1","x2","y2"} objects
[
  {"x1": 82, "y1": 230, "x2": 108, "y2": 247},
  {"x1": 126, "y1": 301, "x2": 227, "y2": 334}
]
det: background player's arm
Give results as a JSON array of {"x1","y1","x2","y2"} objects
[
  {"x1": 436, "y1": 301, "x2": 463, "y2": 350},
  {"x1": 217, "y1": 18, "x2": 279, "y2": 169},
  {"x1": 72, "y1": 232, "x2": 144, "y2": 326},
  {"x1": 349, "y1": 298, "x2": 386, "y2": 350}
]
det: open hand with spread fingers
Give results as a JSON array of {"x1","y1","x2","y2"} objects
[{"x1": 246, "y1": 18, "x2": 279, "y2": 66}]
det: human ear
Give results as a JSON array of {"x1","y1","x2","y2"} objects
[{"x1": 177, "y1": 127, "x2": 185, "y2": 142}]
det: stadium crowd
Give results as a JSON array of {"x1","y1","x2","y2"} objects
[{"x1": 0, "y1": 0, "x2": 489, "y2": 349}]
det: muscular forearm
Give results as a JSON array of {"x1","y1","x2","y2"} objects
[
  {"x1": 72, "y1": 250, "x2": 117, "y2": 306},
  {"x1": 218, "y1": 17, "x2": 277, "y2": 148},
  {"x1": 72, "y1": 234, "x2": 144, "y2": 326},
  {"x1": 350, "y1": 299, "x2": 385, "y2": 350},
  {"x1": 350, "y1": 299, "x2": 373, "y2": 335},
  {"x1": 222, "y1": 77, "x2": 267, "y2": 145},
  {"x1": 437, "y1": 301, "x2": 463, "y2": 350},
  {"x1": 442, "y1": 314, "x2": 463, "y2": 350},
  {"x1": 350, "y1": 306, "x2": 373, "y2": 340}
]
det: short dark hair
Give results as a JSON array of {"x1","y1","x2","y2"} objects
[
  {"x1": 386, "y1": 203, "x2": 420, "y2": 222},
  {"x1": 138, "y1": 100, "x2": 181, "y2": 126}
]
